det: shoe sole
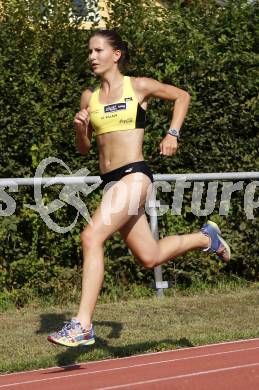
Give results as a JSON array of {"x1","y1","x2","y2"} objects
[
  {"x1": 47, "y1": 337, "x2": 95, "y2": 348},
  {"x1": 207, "y1": 221, "x2": 230, "y2": 262},
  {"x1": 217, "y1": 235, "x2": 231, "y2": 262}
]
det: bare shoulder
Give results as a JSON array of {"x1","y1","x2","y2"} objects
[
  {"x1": 131, "y1": 77, "x2": 153, "y2": 92},
  {"x1": 131, "y1": 76, "x2": 190, "y2": 102},
  {"x1": 131, "y1": 76, "x2": 160, "y2": 102},
  {"x1": 80, "y1": 88, "x2": 93, "y2": 109},
  {"x1": 131, "y1": 76, "x2": 165, "y2": 98}
]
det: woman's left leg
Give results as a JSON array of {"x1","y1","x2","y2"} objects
[{"x1": 120, "y1": 208, "x2": 227, "y2": 268}]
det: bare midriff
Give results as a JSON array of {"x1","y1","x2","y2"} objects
[{"x1": 97, "y1": 128, "x2": 145, "y2": 173}]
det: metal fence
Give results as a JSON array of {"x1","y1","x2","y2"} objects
[{"x1": 1, "y1": 171, "x2": 259, "y2": 297}]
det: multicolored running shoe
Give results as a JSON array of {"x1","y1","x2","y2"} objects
[
  {"x1": 201, "y1": 220, "x2": 231, "y2": 262},
  {"x1": 47, "y1": 318, "x2": 95, "y2": 347}
]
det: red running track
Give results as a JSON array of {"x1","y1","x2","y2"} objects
[{"x1": 1, "y1": 338, "x2": 259, "y2": 390}]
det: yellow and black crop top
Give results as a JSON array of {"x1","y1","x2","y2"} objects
[{"x1": 89, "y1": 76, "x2": 146, "y2": 135}]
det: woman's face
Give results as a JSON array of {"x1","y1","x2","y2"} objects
[{"x1": 88, "y1": 36, "x2": 121, "y2": 75}]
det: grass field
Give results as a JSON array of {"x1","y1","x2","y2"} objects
[{"x1": 1, "y1": 284, "x2": 259, "y2": 374}]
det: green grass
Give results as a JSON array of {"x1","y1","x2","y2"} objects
[{"x1": 1, "y1": 283, "x2": 259, "y2": 374}]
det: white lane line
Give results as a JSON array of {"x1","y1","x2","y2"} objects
[
  {"x1": 98, "y1": 362, "x2": 259, "y2": 390},
  {"x1": 1, "y1": 345, "x2": 259, "y2": 388},
  {"x1": 1, "y1": 337, "x2": 259, "y2": 377}
]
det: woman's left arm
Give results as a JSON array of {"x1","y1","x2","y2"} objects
[{"x1": 135, "y1": 77, "x2": 191, "y2": 156}]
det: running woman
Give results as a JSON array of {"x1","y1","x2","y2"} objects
[{"x1": 47, "y1": 29, "x2": 231, "y2": 347}]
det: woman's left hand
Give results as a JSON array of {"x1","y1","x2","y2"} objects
[{"x1": 159, "y1": 134, "x2": 178, "y2": 156}]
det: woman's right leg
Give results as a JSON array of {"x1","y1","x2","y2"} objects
[{"x1": 47, "y1": 173, "x2": 152, "y2": 346}]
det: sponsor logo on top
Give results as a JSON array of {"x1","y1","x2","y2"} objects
[{"x1": 104, "y1": 103, "x2": 126, "y2": 113}]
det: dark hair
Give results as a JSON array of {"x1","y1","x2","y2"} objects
[{"x1": 90, "y1": 29, "x2": 130, "y2": 71}]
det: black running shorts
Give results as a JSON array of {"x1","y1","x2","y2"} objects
[{"x1": 100, "y1": 160, "x2": 154, "y2": 190}]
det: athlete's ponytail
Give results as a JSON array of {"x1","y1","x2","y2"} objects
[{"x1": 90, "y1": 29, "x2": 130, "y2": 71}]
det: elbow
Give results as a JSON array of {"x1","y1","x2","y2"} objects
[
  {"x1": 178, "y1": 90, "x2": 191, "y2": 109},
  {"x1": 183, "y1": 91, "x2": 191, "y2": 104}
]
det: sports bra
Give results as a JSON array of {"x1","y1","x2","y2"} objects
[{"x1": 88, "y1": 76, "x2": 146, "y2": 135}]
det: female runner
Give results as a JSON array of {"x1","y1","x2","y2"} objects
[{"x1": 48, "y1": 29, "x2": 230, "y2": 347}]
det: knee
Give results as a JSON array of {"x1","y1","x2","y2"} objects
[
  {"x1": 80, "y1": 228, "x2": 92, "y2": 249},
  {"x1": 137, "y1": 254, "x2": 157, "y2": 269},
  {"x1": 80, "y1": 226, "x2": 103, "y2": 249}
]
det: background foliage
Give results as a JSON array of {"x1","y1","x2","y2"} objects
[{"x1": 0, "y1": 0, "x2": 258, "y2": 305}]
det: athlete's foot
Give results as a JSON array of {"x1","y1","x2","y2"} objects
[
  {"x1": 201, "y1": 221, "x2": 231, "y2": 262},
  {"x1": 47, "y1": 318, "x2": 95, "y2": 347}
]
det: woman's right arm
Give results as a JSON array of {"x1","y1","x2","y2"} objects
[{"x1": 74, "y1": 89, "x2": 93, "y2": 155}]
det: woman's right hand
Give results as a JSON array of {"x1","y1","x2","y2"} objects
[{"x1": 74, "y1": 108, "x2": 90, "y2": 132}]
